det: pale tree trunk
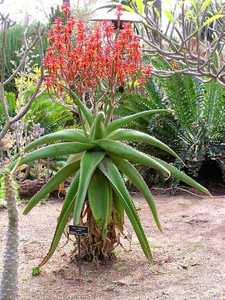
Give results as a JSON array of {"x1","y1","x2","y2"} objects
[{"x1": 0, "y1": 173, "x2": 19, "y2": 300}]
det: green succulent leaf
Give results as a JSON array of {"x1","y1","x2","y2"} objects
[
  {"x1": 20, "y1": 142, "x2": 94, "y2": 165},
  {"x1": 66, "y1": 153, "x2": 84, "y2": 164},
  {"x1": 69, "y1": 90, "x2": 94, "y2": 127},
  {"x1": 88, "y1": 170, "x2": 112, "y2": 237},
  {"x1": 154, "y1": 157, "x2": 211, "y2": 195},
  {"x1": 97, "y1": 139, "x2": 170, "y2": 178},
  {"x1": 106, "y1": 109, "x2": 171, "y2": 134},
  {"x1": 90, "y1": 112, "x2": 105, "y2": 140},
  {"x1": 25, "y1": 129, "x2": 89, "y2": 152},
  {"x1": 108, "y1": 128, "x2": 181, "y2": 161},
  {"x1": 39, "y1": 173, "x2": 80, "y2": 266},
  {"x1": 112, "y1": 157, "x2": 162, "y2": 231},
  {"x1": 73, "y1": 151, "x2": 105, "y2": 224},
  {"x1": 23, "y1": 160, "x2": 80, "y2": 215},
  {"x1": 99, "y1": 158, "x2": 153, "y2": 262},
  {"x1": 113, "y1": 192, "x2": 124, "y2": 232},
  {"x1": 59, "y1": 171, "x2": 80, "y2": 219}
]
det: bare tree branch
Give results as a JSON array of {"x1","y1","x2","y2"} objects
[{"x1": 129, "y1": 0, "x2": 225, "y2": 85}]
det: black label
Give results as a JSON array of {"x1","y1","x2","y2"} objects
[{"x1": 69, "y1": 225, "x2": 89, "y2": 237}]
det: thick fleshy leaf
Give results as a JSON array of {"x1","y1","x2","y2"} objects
[
  {"x1": 99, "y1": 158, "x2": 153, "y2": 262},
  {"x1": 153, "y1": 157, "x2": 211, "y2": 196},
  {"x1": 88, "y1": 171, "x2": 112, "y2": 237},
  {"x1": 66, "y1": 153, "x2": 83, "y2": 164},
  {"x1": 108, "y1": 129, "x2": 181, "y2": 161},
  {"x1": 69, "y1": 90, "x2": 93, "y2": 127},
  {"x1": 106, "y1": 109, "x2": 171, "y2": 134},
  {"x1": 23, "y1": 160, "x2": 80, "y2": 215},
  {"x1": 73, "y1": 151, "x2": 105, "y2": 224},
  {"x1": 112, "y1": 157, "x2": 162, "y2": 231},
  {"x1": 39, "y1": 173, "x2": 80, "y2": 266},
  {"x1": 59, "y1": 171, "x2": 80, "y2": 219},
  {"x1": 97, "y1": 139, "x2": 170, "y2": 178},
  {"x1": 90, "y1": 112, "x2": 105, "y2": 140},
  {"x1": 113, "y1": 192, "x2": 124, "y2": 232},
  {"x1": 20, "y1": 142, "x2": 94, "y2": 165},
  {"x1": 25, "y1": 129, "x2": 88, "y2": 152}
]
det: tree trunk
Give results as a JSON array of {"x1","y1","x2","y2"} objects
[
  {"x1": 74, "y1": 206, "x2": 119, "y2": 263},
  {"x1": 0, "y1": 173, "x2": 19, "y2": 300}
]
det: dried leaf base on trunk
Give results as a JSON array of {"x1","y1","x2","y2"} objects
[{"x1": 71, "y1": 210, "x2": 119, "y2": 264}]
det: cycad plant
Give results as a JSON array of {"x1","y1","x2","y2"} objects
[
  {"x1": 117, "y1": 73, "x2": 225, "y2": 173},
  {"x1": 17, "y1": 7, "x2": 209, "y2": 266},
  {"x1": 159, "y1": 75, "x2": 225, "y2": 163}
]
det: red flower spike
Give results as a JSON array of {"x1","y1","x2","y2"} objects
[{"x1": 44, "y1": 11, "x2": 152, "y2": 97}]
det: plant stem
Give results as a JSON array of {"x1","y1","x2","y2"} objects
[
  {"x1": 0, "y1": 172, "x2": 19, "y2": 300},
  {"x1": 105, "y1": 104, "x2": 115, "y2": 125}
]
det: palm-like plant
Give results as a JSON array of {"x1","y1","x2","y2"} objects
[
  {"x1": 117, "y1": 74, "x2": 225, "y2": 172},
  {"x1": 15, "y1": 8, "x2": 209, "y2": 266}
]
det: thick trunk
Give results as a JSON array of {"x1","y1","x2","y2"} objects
[
  {"x1": 74, "y1": 208, "x2": 119, "y2": 263},
  {"x1": 0, "y1": 173, "x2": 19, "y2": 300}
]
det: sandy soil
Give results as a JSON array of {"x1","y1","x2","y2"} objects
[{"x1": 1, "y1": 194, "x2": 225, "y2": 300}]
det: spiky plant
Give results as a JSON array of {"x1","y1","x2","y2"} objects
[
  {"x1": 17, "y1": 98, "x2": 209, "y2": 266},
  {"x1": 117, "y1": 74, "x2": 225, "y2": 166},
  {"x1": 15, "y1": 7, "x2": 209, "y2": 266},
  {"x1": 0, "y1": 169, "x2": 19, "y2": 300}
]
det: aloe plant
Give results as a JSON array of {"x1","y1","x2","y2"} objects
[
  {"x1": 13, "y1": 6, "x2": 210, "y2": 266},
  {"x1": 15, "y1": 99, "x2": 210, "y2": 266}
]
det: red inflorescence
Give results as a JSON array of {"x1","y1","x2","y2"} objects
[{"x1": 44, "y1": 6, "x2": 152, "y2": 96}]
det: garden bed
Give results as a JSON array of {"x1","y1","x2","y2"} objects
[{"x1": 1, "y1": 194, "x2": 225, "y2": 300}]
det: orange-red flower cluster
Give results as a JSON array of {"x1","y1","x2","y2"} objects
[{"x1": 44, "y1": 5, "x2": 152, "y2": 96}]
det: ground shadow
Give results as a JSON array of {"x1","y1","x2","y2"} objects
[{"x1": 197, "y1": 159, "x2": 225, "y2": 195}]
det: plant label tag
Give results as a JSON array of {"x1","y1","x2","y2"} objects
[{"x1": 69, "y1": 225, "x2": 89, "y2": 237}]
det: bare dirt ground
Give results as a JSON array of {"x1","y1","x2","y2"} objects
[{"x1": 1, "y1": 194, "x2": 225, "y2": 300}]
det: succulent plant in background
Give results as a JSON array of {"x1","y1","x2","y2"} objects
[{"x1": 17, "y1": 5, "x2": 209, "y2": 266}]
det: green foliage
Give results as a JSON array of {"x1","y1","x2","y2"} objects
[
  {"x1": 117, "y1": 75, "x2": 225, "y2": 168},
  {"x1": 0, "y1": 67, "x2": 75, "y2": 160},
  {"x1": 18, "y1": 98, "x2": 209, "y2": 266},
  {"x1": 88, "y1": 170, "x2": 113, "y2": 237},
  {"x1": 26, "y1": 93, "x2": 75, "y2": 133},
  {"x1": 2, "y1": 25, "x2": 24, "y2": 77},
  {"x1": 1, "y1": 24, "x2": 46, "y2": 92},
  {"x1": 1, "y1": 72, "x2": 74, "y2": 135}
]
